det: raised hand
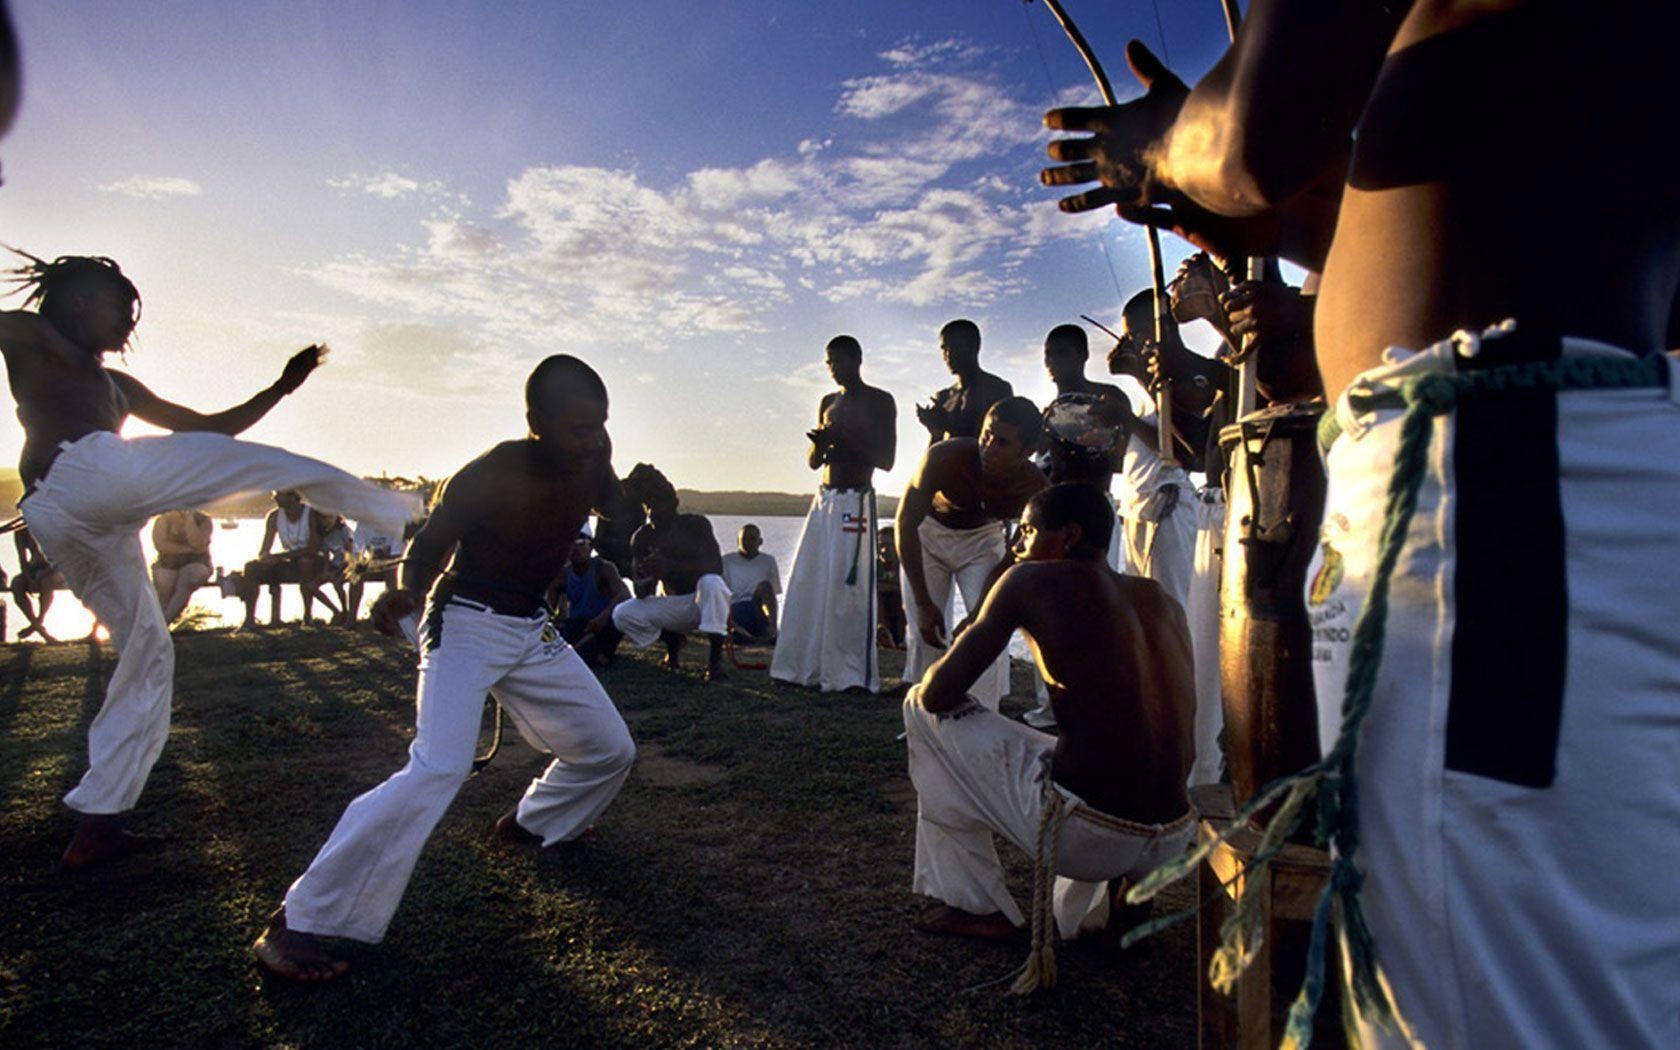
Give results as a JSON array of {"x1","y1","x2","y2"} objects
[
  {"x1": 1041, "y1": 41, "x2": 1188, "y2": 214},
  {"x1": 277, "y1": 344, "x2": 327, "y2": 394}
]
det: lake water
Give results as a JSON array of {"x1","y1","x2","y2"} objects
[
  {"x1": 2, "y1": 512, "x2": 863, "y2": 641},
  {"x1": 2, "y1": 510, "x2": 1017, "y2": 655}
]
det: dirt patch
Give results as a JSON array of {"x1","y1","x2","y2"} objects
[{"x1": 636, "y1": 741, "x2": 727, "y2": 787}]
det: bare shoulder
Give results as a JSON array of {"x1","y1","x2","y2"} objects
[
  {"x1": 432, "y1": 442, "x2": 528, "y2": 509},
  {"x1": 864, "y1": 383, "x2": 896, "y2": 411}
]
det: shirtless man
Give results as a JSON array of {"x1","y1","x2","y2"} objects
[
  {"x1": 897, "y1": 397, "x2": 1046, "y2": 709},
  {"x1": 771, "y1": 335, "x2": 895, "y2": 693},
  {"x1": 904, "y1": 483, "x2": 1193, "y2": 969},
  {"x1": 1040, "y1": 3, "x2": 1680, "y2": 1042},
  {"x1": 916, "y1": 319, "x2": 1013, "y2": 444},
  {"x1": 609, "y1": 463, "x2": 731, "y2": 680},
  {"x1": 253, "y1": 355, "x2": 635, "y2": 981}
]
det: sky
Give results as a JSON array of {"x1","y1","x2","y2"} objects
[{"x1": 1, "y1": 0, "x2": 1240, "y2": 496}]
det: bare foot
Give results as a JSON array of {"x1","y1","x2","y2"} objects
[
  {"x1": 912, "y1": 903, "x2": 1021, "y2": 942},
  {"x1": 252, "y1": 907, "x2": 348, "y2": 982},
  {"x1": 704, "y1": 662, "x2": 729, "y2": 682},
  {"x1": 58, "y1": 814, "x2": 164, "y2": 872},
  {"x1": 704, "y1": 635, "x2": 728, "y2": 681},
  {"x1": 660, "y1": 630, "x2": 685, "y2": 671}
]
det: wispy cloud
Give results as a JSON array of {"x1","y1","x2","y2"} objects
[
  {"x1": 306, "y1": 39, "x2": 1089, "y2": 352},
  {"x1": 329, "y1": 171, "x2": 455, "y2": 201},
  {"x1": 98, "y1": 175, "x2": 203, "y2": 199}
]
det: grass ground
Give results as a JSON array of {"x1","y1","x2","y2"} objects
[{"x1": 0, "y1": 627, "x2": 1206, "y2": 1048}]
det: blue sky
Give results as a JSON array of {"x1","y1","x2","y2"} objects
[{"x1": 1, "y1": 1, "x2": 1236, "y2": 494}]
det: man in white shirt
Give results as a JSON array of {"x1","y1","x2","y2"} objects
[{"x1": 720, "y1": 522, "x2": 780, "y2": 643}]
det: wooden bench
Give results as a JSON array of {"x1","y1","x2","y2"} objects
[{"x1": 1190, "y1": 783, "x2": 1336, "y2": 1050}]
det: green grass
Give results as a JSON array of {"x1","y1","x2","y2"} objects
[{"x1": 0, "y1": 629, "x2": 1203, "y2": 1048}]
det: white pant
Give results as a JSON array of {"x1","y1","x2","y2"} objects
[
  {"x1": 770, "y1": 487, "x2": 879, "y2": 692},
  {"x1": 1122, "y1": 483, "x2": 1195, "y2": 612},
  {"x1": 1312, "y1": 333, "x2": 1680, "y2": 1048},
  {"x1": 611, "y1": 573, "x2": 731, "y2": 648},
  {"x1": 904, "y1": 688, "x2": 1193, "y2": 938},
  {"x1": 1185, "y1": 490, "x2": 1226, "y2": 786},
  {"x1": 284, "y1": 600, "x2": 635, "y2": 943},
  {"x1": 19, "y1": 430, "x2": 422, "y2": 815},
  {"x1": 900, "y1": 517, "x2": 1009, "y2": 710}
]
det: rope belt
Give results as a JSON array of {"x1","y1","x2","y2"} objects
[
  {"x1": 1010, "y1": 777, "x2": 1192, "y2": 995},
  {"x1": 1115, "y1": 351, "x2": 1669, "y2": 1045}
]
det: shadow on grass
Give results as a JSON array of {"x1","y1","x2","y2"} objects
[{"x1": 0, "y1": 633, "x2": 1205, "y2": 1049}]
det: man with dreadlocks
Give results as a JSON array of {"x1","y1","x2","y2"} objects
[
  {"x1": 253, "y1": 354, "x2": 635, "y2": 982},
  {"x1": 0, "y1": 251, "x2": 421, "y2": 871}
]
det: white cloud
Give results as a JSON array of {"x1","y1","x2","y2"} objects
[
  {"x1": 329, "y1": 171, "x2": 454, "y2": 201},
  {"x1": 306, "y1": 45, "x2": 1092, "y2": 348},
  {"x1": 98, "y1": 176, "x2": 203, "y2": 199}
]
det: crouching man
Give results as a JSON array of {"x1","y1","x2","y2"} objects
[
  {"x1": 252, "y1": 355, "x2": 636, "y2": 981},
  {"x1": 903, "y1": 483, "x2": 1194, "y2": 991}
]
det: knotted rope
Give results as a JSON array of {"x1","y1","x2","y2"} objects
[
  {"x1": 1116, "y1": 350, "x2": 1668, "y2": 1047},
  {"x1": 1011, "y1": 778, "x2": 1073, "y2": 994}
]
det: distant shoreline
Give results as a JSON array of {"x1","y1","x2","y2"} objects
[{"x1": 0, "y1": 471, "x2": 896, "y2": 522}]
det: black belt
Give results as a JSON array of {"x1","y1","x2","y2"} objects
[{"x1": 433, "y1": 574, "x2": 551, "y2": 619}]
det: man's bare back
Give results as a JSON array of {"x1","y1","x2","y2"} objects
[
  {"x1": 1314, "y1": 1, "x2": 1680, "y2": 395},
  {"x1": 917, "y1": 490, "x2": 1193, "y2": 823}
]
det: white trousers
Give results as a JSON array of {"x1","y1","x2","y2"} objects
[
  {"x1": 1185, "y1": 490, "x2": 1226, "y2": 786},
  {"x1": 769, "y1": 487, "x2": 879, "y2": 692},
  {"x1": 19, "y1": 430, "x2": 422, "y2": 815},
  {"x1": 284, "y1": 600, "x2": 635, "y2": 943},
  {"x1": 904, "y1": 688, "x2": 1193, "y2": 938},
  {"x1": 1311, "y1": 334, "x2": 1680, "y2": 1048},
  {"x1": 611, "y1": 573, "x2": 731, "y2": 648},
  {"x1": 900, "y1": 517, "x2": 1009, "y2": 710},
  {"x1": 1122, "y1": 483, "x2": 1195, "y2": 612}
]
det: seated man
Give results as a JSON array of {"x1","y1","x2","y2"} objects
[
  {"x1": 720, "y1": 522, "x2": 780, "y2": 644},
  {"x1": 149, "y1": 509, "x2": 214, "y2": 623},
  {"x1": 607, "y1": 464, "x2": 731, "y2": 680},
  {"x1": 341, "y1": 514, "x2": 408, "y2": 626},
  {"x1": 554, "y1": 527, "x2": 630, "y2": 655},
  {"x1": 237, "y1": 489, "x2": 337, "y2": 627},
  {"x1": 10, "y1": 524, "x2": 63, "y2": 641},
  {"x1": 904, "y1": 484, "x2": 1194, "y2": 991}
]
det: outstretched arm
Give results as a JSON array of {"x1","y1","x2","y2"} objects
[
  {"x1": 919, "y1": 566, "x2": 1024, "y2": 713},
  {"x1": 1041, "y1": 3, "x2": 1403, "y2": 265},
  {"x1": 111, "y1": 345, "x2": 325, "y2": 436}
]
